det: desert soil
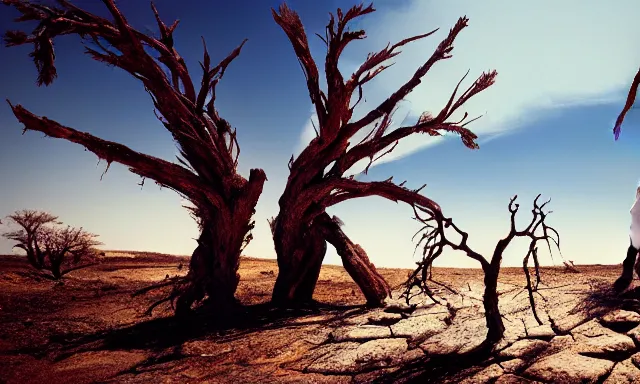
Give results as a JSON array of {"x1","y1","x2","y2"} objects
[{"x1": 0, "y1": 252, "x2": 638, "y2": 384}]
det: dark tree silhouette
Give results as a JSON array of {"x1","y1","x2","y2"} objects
[
  {"x1": 2, "y1": 210, "x2": 59, "y2": 270},
  {"x1": 2, "y1": 209, "x2": 61, "y2": 269},
  {"x1": 2, "y1": 0, "x2": 266, "y2": 313},
  {"x1": 270, "y1": 3, "x2": 496, "y2": 307},
  {"x1": 403, "y1": 195, "x2": 561, "y2": 351},
  {"x1": 3, "y1": 210, "x2": 102, "y2": 279}
]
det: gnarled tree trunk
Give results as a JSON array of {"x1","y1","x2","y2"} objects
[
  {"x1": 271, "y1": 211, "x2": 391, "y2": 307},
  {"x1": 271, "y1": 218, "x2": 327, "y2": 306},
  {"x1": 176, "y1": 170, "x2": 266, "y2": 314},
  {"x1": 4, "y1": 1, "x2": 267, "y2": 316}
]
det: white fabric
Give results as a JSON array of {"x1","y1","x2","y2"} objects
[{"x1": 631, "y1": 191, "x2": 640, "y2": 248}]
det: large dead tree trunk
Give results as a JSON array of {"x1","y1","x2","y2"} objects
[
  {"x1": 176, "y1": 186, "x2": 264, "y2": 313},
  {"x1": 270, "y1": 4, "x2": 496, "y2": 308},
  {"x1": 4, "y1": 0, "x2": 266, "y2": 314},
  {"x1": 271, "y1": 220, "x2": 327, "y2": 306}
]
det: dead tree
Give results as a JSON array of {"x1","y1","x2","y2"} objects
[
  {"x1": 270, "y1": 4, "x2": 496, "y2": 307},
  {"x1": 37, "y1": 225, "x2": 102, "y2": 279},
  {"x1": 404, "y1": 195, "x2": 561, "y2": 350},
  {"x1": 3, "y1": 210, "x2": 59, "y2": 269},
  {"x1": 3, "y1": 0, "x2": 266, "y2": 313},
  {"x1": 3, "y1": 210, "x2": 102, "y2": 279}
]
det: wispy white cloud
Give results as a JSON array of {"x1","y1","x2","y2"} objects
[{"x1": 295, "y1": 0, "x2": 640, "y2": 168}]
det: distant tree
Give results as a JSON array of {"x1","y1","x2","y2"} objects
[
  {"x1": 2, "y1": 0, "x2": 266, "y2": 314},
  {"x1": 3, "y1": 210, "x2": 102, "y2": 279},
  {"x1": 2, "y1": 210, "x2": 59, "y2": 269},
  {"x1": 403, "y1": 195, "x2": 561, "y2": 352},
  {"x1": 269, "y1": 4, "x2": 496, "y2": 307}
]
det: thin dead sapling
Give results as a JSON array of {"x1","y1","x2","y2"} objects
[{"x1": 403, "y1": 194, "x2": 561, "y2": 351}]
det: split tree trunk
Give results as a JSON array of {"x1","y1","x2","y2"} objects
[{"x1": 271, "y1": 212, "x2": 391, "y2": 307}]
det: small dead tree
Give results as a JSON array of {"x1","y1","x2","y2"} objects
[
  {"x1": 37, "y1": 225, "x2": 102, "y2": 279},
  {"x1": 3, "y1": 0, "x2": 266, "y2": 313},
  {"x1": 270, "y1": 4, "x2": 496, "y2": 307},
  {"x1": 3, "y1": 210, "x2": 102, "y2": 279},
  {"x1": 403, "y1": 195, "x2": 561, "y2": 350}
]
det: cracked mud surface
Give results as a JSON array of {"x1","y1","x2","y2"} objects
[{"x1": 0, "y1": 253, "x2": 637, "y2": 383}]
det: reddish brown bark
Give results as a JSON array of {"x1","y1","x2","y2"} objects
[
  {"x1": 613, "y1": 66, "x2": 640, "y2": 140},
  {"x1": 270, "y1": 219, "x2": 327, "y2": 306},
  {"x1": 317, "y1": 214, "x2": 391, "y2": 306},
  {"x1": 271, "y1": 4, "x2": 496, "y2": 307},
  {"x1": 3, "y1": 0, "x2": 266, "y2": 312}
]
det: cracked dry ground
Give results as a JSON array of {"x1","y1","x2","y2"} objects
[{"x1": 1, "y1": 255, "x2": 639, "y2": 384}]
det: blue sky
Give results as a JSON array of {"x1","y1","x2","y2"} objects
[{"x1": 1, "y1": 0, "x2": 640, "y2": 269}]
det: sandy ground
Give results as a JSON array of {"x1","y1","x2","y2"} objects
[{"x1": 0, "y1": 252, "x2": 627, "y2": 383}]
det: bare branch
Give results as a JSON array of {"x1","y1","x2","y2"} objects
[
  {"x1": 345, "y1": 17, "x2": 473, "y2": 134},
  {"x1": 614, "y1": 66, "x2": 640, "y2": 140},
  {"x1": 7, "y1": 102, "x2": 224, "y2": 209},
  {"x1": 2, "y1": 0, "x2": 254, "y2": 193},
  {"x1": 272, "y1": 4, "x2": 326, "y2": 129},
  {"x1": 405, "y1": 194, "x2": 561, "y2": 347},
  {"x1": 322, "y1": 178, "x2": 441, "y2": 214}
]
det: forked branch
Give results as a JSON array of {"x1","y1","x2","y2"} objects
[
  {"x1": 403, "y1": 195, "x2": 561, "y2": 328},
  {"x1": 274, "y1": 3, "x2": 497, "y2": 208},
  {"x1": 6, "y1": 102, "x2": 224, "y2": 209},
  {"x1": 3, "y1": 0, "x2": 252, "y2": 189}
]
